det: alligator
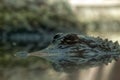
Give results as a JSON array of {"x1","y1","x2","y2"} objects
[{"x1": 16, "y1": 33, "x2": 120, "y2": 72}]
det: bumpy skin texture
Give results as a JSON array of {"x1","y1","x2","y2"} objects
[{"x1": 39, "y1": 33, "x2": 120, "y2": 72}]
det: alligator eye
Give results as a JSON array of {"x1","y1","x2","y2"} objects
[
  {"x1": 52, "y1": 33, "x2": 63, "y2": 43},
  {"x1": 53, "y1": 33, "x2": 63, "y2": 39},
  {"x1": 61, "y1": 34, "x2": 79, "y2": 45}
]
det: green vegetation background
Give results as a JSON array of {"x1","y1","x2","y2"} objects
[{"x1": 0, "y1": 0, "x2": 84, "y2": 70}]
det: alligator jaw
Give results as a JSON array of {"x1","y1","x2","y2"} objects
[
  {"x1": 29, "y1": 50, "x2": 52, "y2": 57},
  {"x1": 29, "y1": 49, "x2": 63, "y2": 57}
]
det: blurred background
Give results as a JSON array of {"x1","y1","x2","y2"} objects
[{"x1": 0, "y1": 0, "x2": 120, "y2": 80}]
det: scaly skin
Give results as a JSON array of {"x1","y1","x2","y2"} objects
[{"x1": 17, "y1": 33, "x2": 120, "y2": 72}]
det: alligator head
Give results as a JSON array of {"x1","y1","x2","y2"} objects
[{"x1": 17, "y1": 33, "x2": 120, "y2": 72}]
